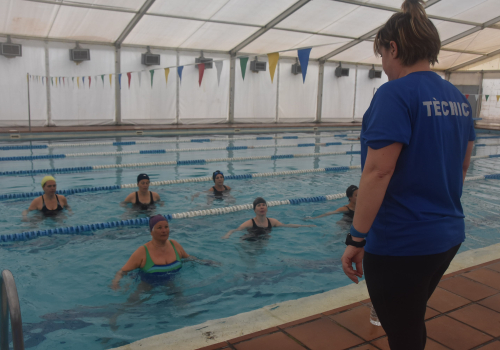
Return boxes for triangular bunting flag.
[55,77,58,87]
[89,76,91,88]
[240,57,249,80]
[82,77,85,88]
[150,70,154,88]
[164,68,170,86]
[177,66,184,84]
[101,74,105,87]
[485,95,489,101]
[497,95,500,102]
[77,77,80,88]
[118,73,122,89]
[474,94,478,101]
[51,77,54,86]
[109,74,112,87]
[297,48,312,83]
[267,52,279,83]
[215,61,223,86]
[63,77,65,86]
[59,77,61,86]
[198,63,205,87]
[138,71,142,86]
[127,72,132,89]
[465,94,469,99]
[42,77,45,85]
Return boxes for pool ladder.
[1,270,24,350]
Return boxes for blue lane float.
[0,145,48,150]
[113,141,136,146]
[0,185,121,200]
[0,166,93,176]
[0,154,66,161]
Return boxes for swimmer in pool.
[23,176,69,217]
[191,170,232,202]
[123,174,161,210]
[306,185,358,221]
[222,197,316,240]
[111,215,218,290]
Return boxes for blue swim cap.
[213,170,224,182]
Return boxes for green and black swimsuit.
[139,241,182,282]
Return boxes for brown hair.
[374,0,440,66]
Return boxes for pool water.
[1,131,500,350]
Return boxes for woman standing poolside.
[123,174,160,210]
[341,1,475,349]
[223,197,315,240]
[23,176,69,217]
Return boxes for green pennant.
[51,77,53,86]
[150,70,154,87]
[486,95,489,101]
[240,57,249,80]
[72,77,74,83]
[101,74,105,86]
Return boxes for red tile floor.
[197,259,500,350]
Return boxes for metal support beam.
[442,15,500,46]
[319,26,382,62]
[476,71,484,120]
[352,65,358,121]
[115,0,155,47]
[176,51,180,124]
[230,0,311,55]
[114,46,121,125]
[44,42,54,126]
[228,55,236,123]
[316,61,325,123]
[275,61,280,123]
[448,48,500,72]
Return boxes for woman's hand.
[341,246,365,284]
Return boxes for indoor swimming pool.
[1,130,500,350]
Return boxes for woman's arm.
[308,207,347,219]
[111,248,144,290]
[271,218,315,228]
[341,143,402,284]
[171,240,220,266]
[153,192,161,202]
[462,141,474,183]
[122,193,135,206]
[222,221,252,239]
[23,198,40,216]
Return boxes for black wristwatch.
[345,234,366,248]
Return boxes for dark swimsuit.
[41,194,63,217]
[343,206,355,219]
[212,185,228,199]
[135,191,154,210]
[242,218,272,240]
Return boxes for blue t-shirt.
[360,71,476,256]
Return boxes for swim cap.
[149,214,167,232]
[346,185,359,198]
[137,173,150,183]
[212,170,224,182]
[41,176,56,188]
[253,197,267,210]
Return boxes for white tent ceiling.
[1,0,500,71]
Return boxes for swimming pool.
[1,130,500,350]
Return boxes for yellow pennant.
[497,95,500,102]
[77,77,80,88]
[109,74,112,87]
[164,68,170,86]
[267,52,279,83]
[55,77,58,87]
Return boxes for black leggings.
[364,244,461,350]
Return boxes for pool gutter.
[111,242,500,350]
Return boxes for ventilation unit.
[195,51,213,69]
[1,36,22,58]
[250,56,266,72]
[291,58,302,75]
[141,46,160,66]
[369,65,382,79]
[70,42,90,62]
[335,63,349,77]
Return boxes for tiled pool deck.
[197,258,500,350]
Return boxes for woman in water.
[123,174,161,210]
[222,197,315,240]
[23,176,69,217]
[111,215,216,289]
[341,0,475,348]
[307,185,358,221]
[209,170,231,199]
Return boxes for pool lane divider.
[0,142,360,161]
[0,133,358,150]
[0,151,361,176]
[4,170,500,243]
[0,165,361,200]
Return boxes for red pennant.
[127,72,132,89]
[198,63,205,87]
[89,76,91,88]
[465,94,469,99]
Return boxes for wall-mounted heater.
[195,51,213,69]
[142,46,160,66]
[335,62,349,77]
[1,36,22,58]
[369,65,382,79]
[291,58,302,75]
[70,42,90,62]
[250,56,266,72]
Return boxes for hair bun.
[401,0,427,20]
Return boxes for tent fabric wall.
[234,56,277,123]
[321,63,356,122]
[353,65,389,121]
[120,48,176,125]
[49,42,115,126]
[278,58,318,122]
[0,38,47,127]
[449,72,483,86]
[479,73,500,120]
[178,51,229,124]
